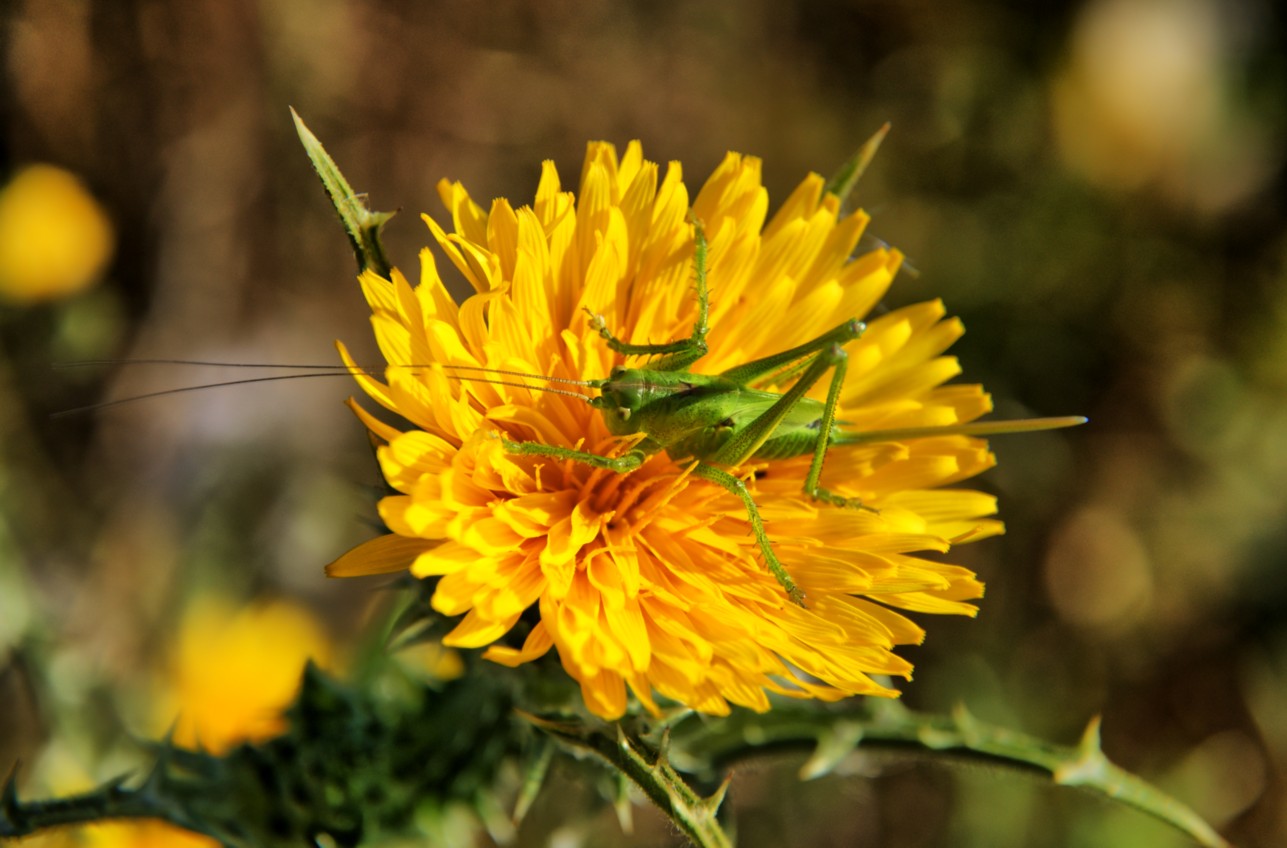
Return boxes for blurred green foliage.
[2,0,1284,845]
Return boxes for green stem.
[1,770,178,838]
[668,701,1228,848]
[521,714,733,848]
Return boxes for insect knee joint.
[583,308,609,333]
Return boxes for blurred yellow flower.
[0,164,114,305]
[329,141,1000,719]
[155,596,334,753]
[395,639,465,682]
[76,821,218,848]
[1050,0,1270,211]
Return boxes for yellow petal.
[326,534,436,577]
[443,609,521,648]
[484,621,554,667]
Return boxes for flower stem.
[667,700,1228,848]
[520,713,733,848]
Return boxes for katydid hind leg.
[694,463,806,606]
[711,333,874,512]
[719,318,863,388]
[709,342,849,469]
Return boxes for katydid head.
[588,366,718,439]
[589,366,646,434]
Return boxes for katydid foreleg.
[499,438,648,474]
[584,221,711,372]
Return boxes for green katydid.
[483,220,1084,607]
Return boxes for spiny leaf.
[824,122,891,208]
[6,664,527,847]
[1053,716,1112,786]
[0,770,160,839]
[292,108,396,277]
[697,773,731,820]
[511,737,554,827]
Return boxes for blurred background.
[1,0,1285,845]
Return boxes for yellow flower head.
[156,597,334,753]
[0,165,114,305]
[329,142,1001,719]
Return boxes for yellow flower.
[76,821,218,848]
[154,596,334,753]
[14,821,213,848]
[328,142,1001,719]
[0,165,114,305]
